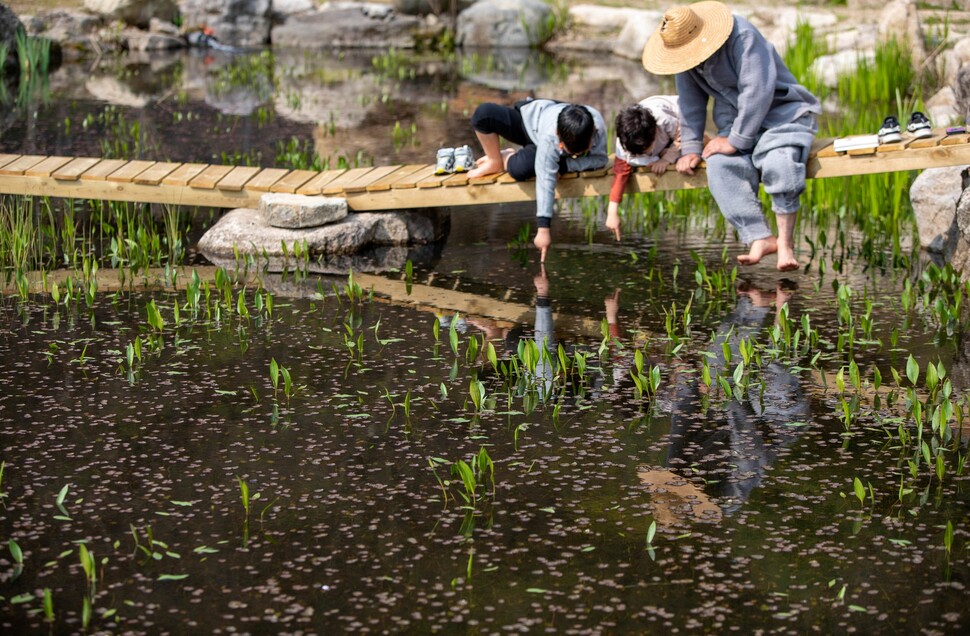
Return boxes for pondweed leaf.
[157,574,189,581]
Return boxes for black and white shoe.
[907,111,933,139]
[877,115,902,144]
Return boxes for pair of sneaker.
[878,112,933,144]
[435,145,474,175]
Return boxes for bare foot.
[775,242,799,272]
[737,236,778,266]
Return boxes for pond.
[1,44,969,633]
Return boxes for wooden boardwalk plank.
[52,157,101,181]
[246,168,290,192]
[271,169,318,193]
[163,163,207,186]
[468,171,502,186]
[367,164,425,192]
[391,165,436,189]
[134,162,181,185]
[910,132,946,149]
[941,133,970,146]
[80,159,129,181]
[190,164,234,189]
[25,156,73,177]
[217,166,261,191]
[296,169,346,195]
[443,171,471,187]
[877,136,915,153]
[416,170,454,189]
[847,146,878,156]
[322,167,376,195]
[0,155,47,175]
[108,160,156,183]
[0,154,20,170]
[343,165,402,193]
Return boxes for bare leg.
[467,131,504,178]
[774,212,799,272]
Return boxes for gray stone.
[456,0,552,49]
[911,166,965,255]
[25,10,104,57]
[810,49,875,88]
[612,12,660,61]
[84,0,178,28]
[261,193,349,228]
[392,0,474,17]
[124,27,185,50]
[271,6,422,49]
[198,207,438,262]
[179,0,272,47]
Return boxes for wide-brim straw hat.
[642,1,734,75]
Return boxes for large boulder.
[911,167,966,255]
[179,0,272,47]
[198,206,439,259]
[24,10,105,58]
[1,2,24,74]
[84,0,178,28]
[456,0,552,49]
[392,0,474,16]
[271,5,423,49]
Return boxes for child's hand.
[534,227,552,263]
[605,201,622,241]
[650,159,670,175]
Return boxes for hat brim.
[642,2,734,75]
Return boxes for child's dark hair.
[557,105,595,156]
[615,105,658,156]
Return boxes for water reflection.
[650,280,809,519]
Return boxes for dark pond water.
[1,47,969,633]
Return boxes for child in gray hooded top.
[466,98,609,263]
[643,1,821,271]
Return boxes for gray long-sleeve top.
[518,99,609,225]
[674,15,821,156]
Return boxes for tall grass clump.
[15,29,51,80]
[0,197,40,287]
[799,33,922,259]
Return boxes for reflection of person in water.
[645,279,809,519]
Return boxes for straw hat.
[642,2,734,75]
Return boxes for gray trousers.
[705,114,818,244]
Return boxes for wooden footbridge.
[2,130,969,209]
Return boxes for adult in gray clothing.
[642,1,821,271]
[466,99,609,263]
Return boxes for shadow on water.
[0,46,969,633]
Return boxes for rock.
[179,0,272,47]
[261,193,349,228]
[25,10,104,58]
[198,207,439,261]
[84,0,178,28]
[1,3,23,74]
[878,0,925,65]
[124,27,185,51]
[926,86,961,128]
[952,173,970,277]
[392,0,474,17]
[569,4,644,29]
[149,17,180,36]
[272,0,317,19]
[613,11,661,62]
[810,49,875,88]
[271,6,422,49]
[911,166,965,255]
[456,0,552,49]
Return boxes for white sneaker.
[453,145,474,173]
[435,148,455,175]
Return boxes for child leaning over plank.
[606,95,682,241]
[466,98,609,263]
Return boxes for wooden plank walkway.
[2,130,970,210]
